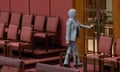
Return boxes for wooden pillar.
[73,0,85,61]
[113,0,120,42]
[72,0,120,61]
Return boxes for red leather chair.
[101,38,120,72]
[0,24,19,56]
[7,25,33,58]
[33,15,46,48]
[84,35,113,72]
[34,16,59,51]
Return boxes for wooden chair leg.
[31,45,34,53]
[100,58,104,72]
[45,36,48,52]
[83,56,87,72]
[93,59,96,72]
[7,46,13,57]
[3,44,7,56]
[59,52,65,66]
[6,44,13,57]
[20,61,25,72]
[117,60,120,72]
[18,46,22,59]
[111,61,115,72]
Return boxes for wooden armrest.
[99,55,110,58]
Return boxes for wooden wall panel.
[0,0,10,12]
[11,0,30,14]
[51,0,73,46]
[30,0,50,16]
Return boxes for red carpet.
[25,63,110,72]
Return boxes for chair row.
[84,35,120,72]
[0,24,33,58]
[0,12,32,27]
[0,12,59,58]
[0,12,59,32]
[0,56,77,72]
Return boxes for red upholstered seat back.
[22,15,33,26]
[10,13,21,26]
[7,24,18,40]
[0,12,10,24]
[98,36,113,55]
[46,17,59,33]
[34,15,45,31]
[20,26,32,42]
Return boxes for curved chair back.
[34,15,46,32]
[10,13,21,27]
[0,56,24,72]
[46,16,59,33]
[98,35,113,56]
[22,14,33,26]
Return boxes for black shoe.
[63,64,70,67]
[74,64,83,67]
